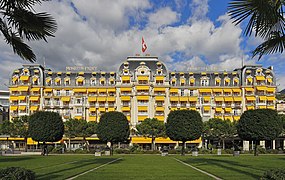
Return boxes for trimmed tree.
[28,111,64,155]
[136,118,165,151]
[97,112,130,155]
[237,109,282,156]
[166,110,203,156]
[203,118,237,149]
[11,116,29,152]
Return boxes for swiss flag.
[142,37,147,53]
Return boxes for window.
[180,89,184,96]
[76,108,82,114]
[201,79,209,86]
[66,90,70,96]
[189,90,194,96]
[90,79,96,86]
[56,90,60,96]
[76,98,82,104]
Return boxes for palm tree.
[228,0,285,59]
[0,0,57,62]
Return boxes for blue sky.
[0,0,284,90]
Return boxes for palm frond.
[228,0,285,39]
[252,31,285,59]
[0,18,36,62]
[6,8,57,41]
[0,0,42,11]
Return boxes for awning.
[213,89,222,92]
[225,108,232,112]
[10,106,18,111]
[98,107,105,112]
[30,106,38,111]
[267,88,275,92]
[44,88,52,92]
[121,87,132,92]
[267,78,272,83]
[189,97,197,101]
[232,89,241,93]
[121,96,131,101]
[155,76,164,81]
[156,107,164,111]
[154,87,165,92]
[98,89,107,93]
[108,107,115,111]
[19,106,26,110]
[233,116,240,120]
[108,88,116,93]
[256,76,265,81]
[246,96,256,101]
[46,78,51,83]
[215,107,222,112]
[170,97,179,101]
[138,106,148,111]
[10,87,18,92]
[190,79,195,83]
[259,105,266,109]
[179,97,188,101]
[247,77,253,82]
[31,87,40,92]
[78,72,84,75]
[233,97,242,101]
[137,76,149,81]
[18,96,26,100]
[224,89,232,93]
[122,107,131,111]
[245,87,254,91]
[215,79,221,83]
[138,116,148,121]
[224,97,233,101]
[107,97,115,101]
[57,72,62,75]
[61,97,71,102]
[199,89,211,93]
[12,77,18,82]
[88,97,97,101]
[88,89,97,93]
[203,106,211,111]
[122,76,130,81]
[89,107,96,112]
[30,96,39,101]
[267,96,276,101]
[18,86,29,91]
[55,78,61,83]
[64,78,70,82]
[203,96,211,101]
[256,86,267,91]
[137,86,149,90]
[259,96,267,101]
[20,75,29,81]
[132,137,152,144]
[155,96,164,101]
[97,97,106,101]
[32,77,38,82]
[137,96,149,101]
[9,96,18,101]
[234,79,239,82]
[169,89,178,93]
[76,78,84,83]
[225,79,230,83]
[190,107,196,110]
[180,79,185,84]
[73,88,86,93]
[214,97,224,101]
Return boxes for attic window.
[141,71,145,74]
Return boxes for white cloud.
[148,7,180,28]
[0,0,283,91]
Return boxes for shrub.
[261,169,285,180]
[257,146,266,154]
[0,167,35,180]
[114,148,130,154]
[74,148,88,154]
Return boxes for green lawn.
[0,154,284,179]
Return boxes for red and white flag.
[142,37,147,53]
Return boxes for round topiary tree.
[166,110,203,156]
[97,111,130,155]
[237,109,282,156]
[28,111,64,155]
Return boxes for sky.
[0,0,284,90]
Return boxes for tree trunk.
[181,141,186,156]
[24,137,27,152]
[69,138,71,151]
[110,142,113,156]
[83,137,89,152]
[222,139,225,150]
[151,136,155,151]
[254,140,258,156]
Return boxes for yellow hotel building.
[8,55,276,145]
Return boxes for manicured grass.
[0,154,284,179]
[177,155,285,180]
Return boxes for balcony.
[122,103,130,106]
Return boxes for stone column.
[260,140,265,148]
[243,141,249,151]
[272,140,276,150]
